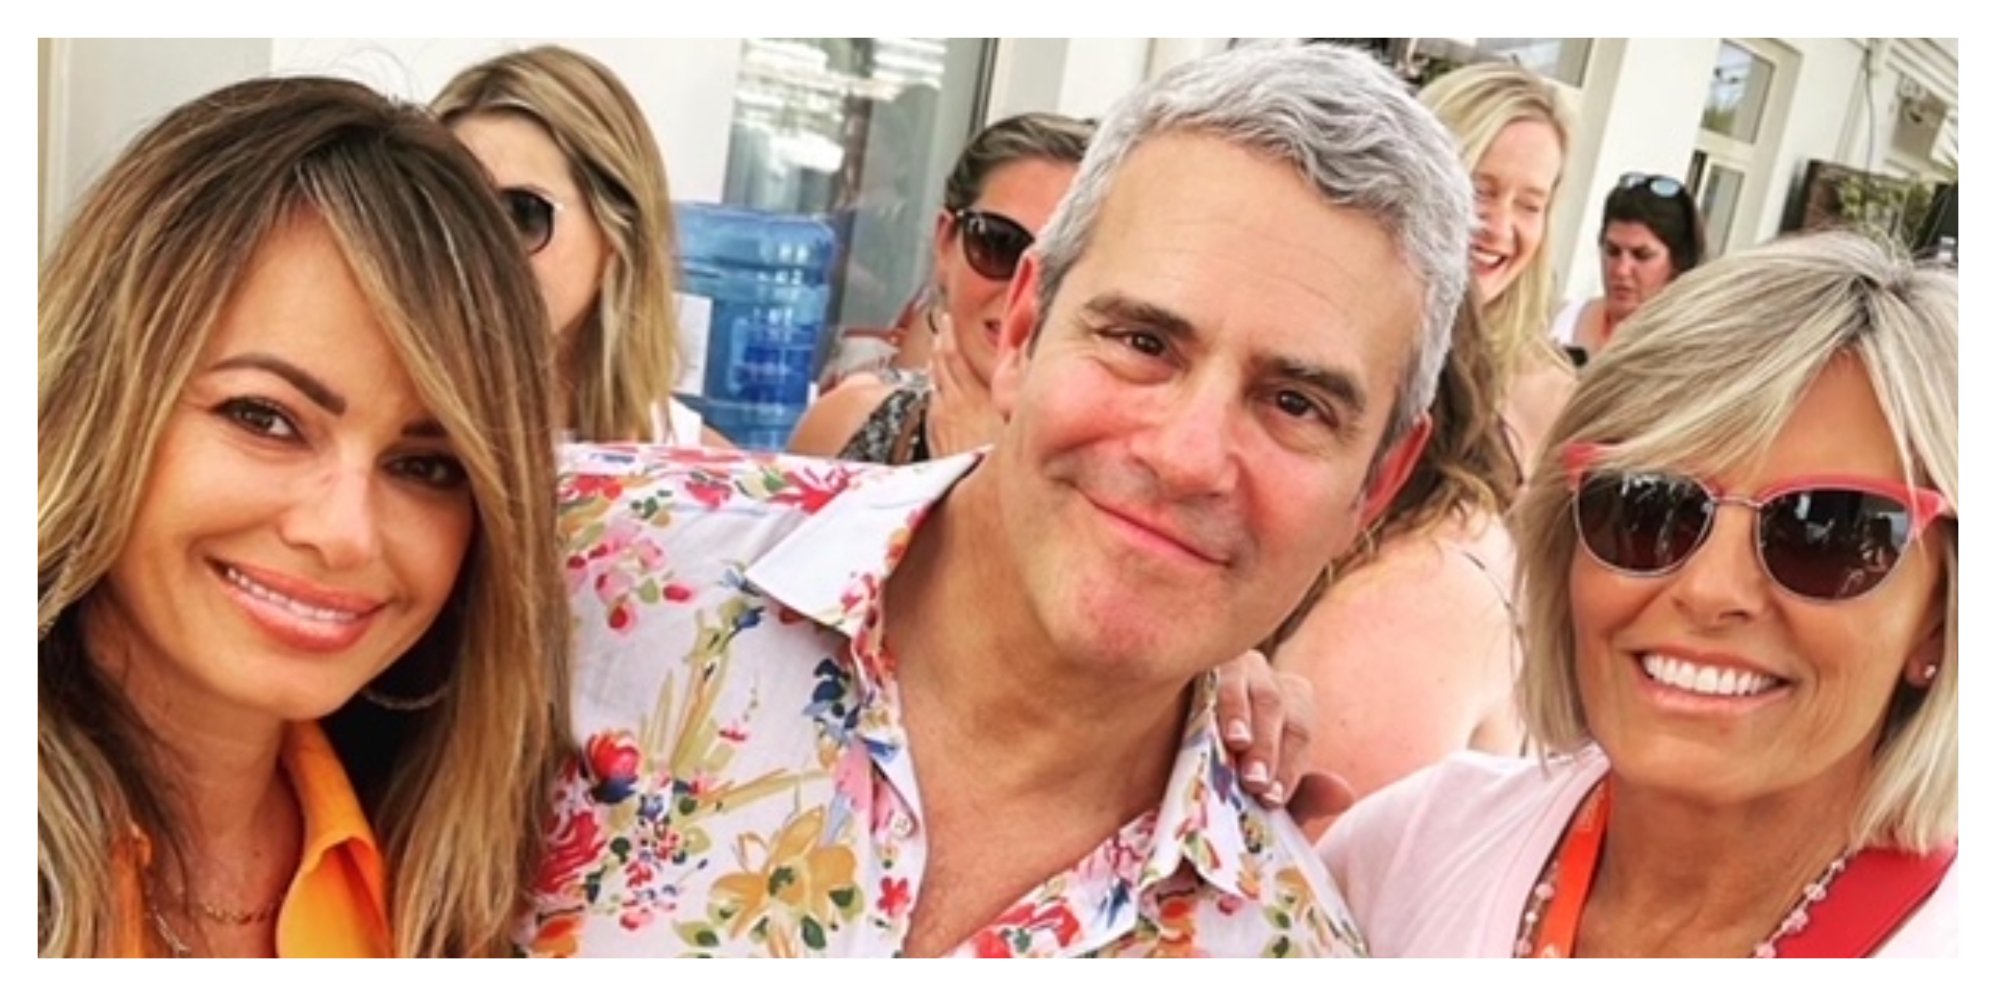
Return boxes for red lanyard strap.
[1529,781,1608,959]
[1778,843,1956,958]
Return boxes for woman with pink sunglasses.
[1323,230,1957,957]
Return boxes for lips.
[213,559,384,653]
[1086,498,1231,567]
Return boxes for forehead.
[1603,220,1668,250]
[972,157,1078,234]
[1060,132,1423,409]
[1475,119,1563,191]
[450,110,572,190]
[1757,354,1906,481]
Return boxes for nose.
[1608,252,1637,283]
[1475,200,1504,243]
[279,461,383,572]
[1665,505,1770,627]
[1127,372,1241,500]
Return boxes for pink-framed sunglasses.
[1563,443,1953,602]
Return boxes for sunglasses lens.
[1760,489,1912,600]
[960,212,1032,281]
[1576,472,1712,574]
[1649,178,1684,199]
[501,189,555,254]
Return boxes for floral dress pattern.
[521,444,1367,958]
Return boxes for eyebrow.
[1081,292,1370,424]
[1080,292,1195,342]
[1269,357,1368,428]
[209,352,447,438]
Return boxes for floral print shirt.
[520,444,1367,958]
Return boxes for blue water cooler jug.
[674,202,837,450]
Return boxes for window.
[719,38,992,332]
[1701,42,1774,143]
[1475,39,1592,87]
[1691,40,1780,254]
[1301,38,1591,88]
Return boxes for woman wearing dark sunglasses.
[1323,230,1957,957]
[1549,172,1707,364]
[790,112,1092,464]
[434,46,727,447]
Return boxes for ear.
[929,208,956,284]
[1903,613,1948,688]
[1357,415,1431,526]
[988,251,1044,422]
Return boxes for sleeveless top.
[836,370,933,465]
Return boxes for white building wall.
[271,39,746,206]
[41,38,274,250]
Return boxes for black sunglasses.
[1564,445,1952,602]
[1617,172,1687,201]
[953,209,1035,282]
[499,187,563,255]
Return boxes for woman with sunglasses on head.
[39,76,568,956]
[1323,230,1957,957]
[434,45,729,446]
[789,112,1092,463]
[1549,172,1707,364]
[1421,62,1580,476]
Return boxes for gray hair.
[1033,42,1473,449]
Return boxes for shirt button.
[892,814,915,838]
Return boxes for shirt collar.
[1138,670,1266,902]
[279,721,387,919]
[744,450,982,638]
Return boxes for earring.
[1921,663,1940,683]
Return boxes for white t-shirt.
[1320,747,1957,957]
[559,398,706,447]
[1547,297,1589,349]
[655,397,705,445]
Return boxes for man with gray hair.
[521,41,1471,957]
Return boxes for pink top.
[1319,747,1956,957]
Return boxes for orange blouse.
[114,722,391,957]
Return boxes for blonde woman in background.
[435,45,727,446]
[38,76,569,957]
[1272,298,1525,828]
[1420,62,1579,471]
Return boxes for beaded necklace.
[1513,781,1857,958]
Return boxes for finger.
[1241,657,1286,802]
[1268,673,1319,806]
[1213,652,1257,756]
[1286,771,1357,828]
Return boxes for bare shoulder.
[787,375,894,457]
[1286,515,1514,656]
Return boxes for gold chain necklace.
[145,884,285,957]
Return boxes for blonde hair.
[1513,230,1957,852]
[434,45,681,443]
[39,76,570,955]
[1420,62,1574,389]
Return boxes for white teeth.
[223,566,361,624]
[1640,654,1779,698]
[1472,250,1505,268]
